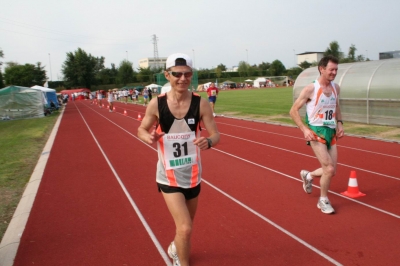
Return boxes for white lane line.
[220,132,400,181]
[211,147,400,219]
[75,104,172,266]
[216,121,400,159]
[203,180,343,266]
[80,105,346,265]
[84,102,400,218]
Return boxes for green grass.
[197,87,400,140]
[0,113,59,241]
[198,87,293,117]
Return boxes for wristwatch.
[206,138,212,149]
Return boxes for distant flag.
[43,81,49,88]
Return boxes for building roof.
[296,52,324,55]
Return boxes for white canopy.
[145,84,161,89]
[253,77,271,88]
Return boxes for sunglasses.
[168,71,193,78]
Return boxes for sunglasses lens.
[172,72,183,78]
[170,72,192,78]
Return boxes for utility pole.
[152,34,160,69]
[48,53,52,81]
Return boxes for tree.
[216,63,226,71]
[299,61,312,69]
[118,60,135,85]
[137,66,155,84]
[348,44,356,61]
[324,41,342,59]
[269,60,286,76]
[215,67,222,79]
[237,61,249,77]
[0,48,4,88]
[258,62,271,71]
[0,48,4,69]
[285,67,303,78]
[4,62,47,87]
[62,48,104,89]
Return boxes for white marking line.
[80,105,345,265]
[203,179,343,266]
[212,147,400,219]
[85,102,400,218]
[217,121,400,159]
[75,104,172,266]
[220,132,400,181]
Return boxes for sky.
[1,0,399,81]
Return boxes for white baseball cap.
[166,53,193,69]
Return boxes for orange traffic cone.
[124,109,127,116]
[138,114,142,121]
[341,171,366,198]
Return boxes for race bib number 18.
[163,132,197,170]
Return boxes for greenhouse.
[293,58,400,126]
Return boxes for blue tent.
[31,85,59,108]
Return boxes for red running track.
[13,100,400,265]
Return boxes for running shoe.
[168,241,181,266]
[300,170,313,194]
[317,199,335,214]
[213,113,216,117]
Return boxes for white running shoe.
[213,113,216,117]
[317,199,335,214]
[168,242,180,266]
[300,170,313,194]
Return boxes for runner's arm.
[289,84,316,141]
[137,98,164,144]
[335,84,344,138]
[194,98,220,150]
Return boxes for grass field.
[0,113,60,241]
[198,88,400,140]
[1,89,399,242]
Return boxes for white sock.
[306,173,313,181]
[320,197,328,202]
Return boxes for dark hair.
[318,55,339,74]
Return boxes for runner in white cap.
[138,53,220,266]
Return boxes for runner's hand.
[303,128,316,141]
[147,129,165,144]
[193,137,209,150]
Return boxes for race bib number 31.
[163,132,197,170]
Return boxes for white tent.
[161,82,171,94]
[31,85,59,108]
[145,84,161,89]
[253,77,270,88]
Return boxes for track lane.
[77,100,400,265]
[14,100,400,265]
[13,104,168,266]
[75,101,344,265]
